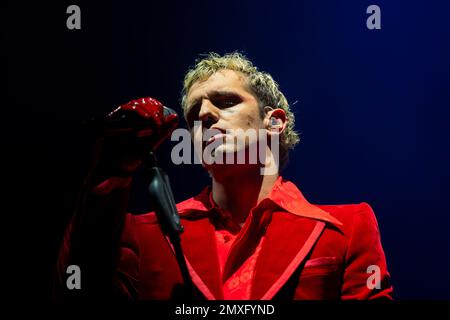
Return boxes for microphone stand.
[142,152,197,300]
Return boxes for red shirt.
[208,190,271,299]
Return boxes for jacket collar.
[177,176,342,228]
[267,176,343,228]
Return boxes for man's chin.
[202,146,245,165]
[203,149,263,172]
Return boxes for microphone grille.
[162,106,177,117]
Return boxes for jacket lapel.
[162,189,223,300]
[250,212,325,299]
[178,216,223,300]
[250,178,342,300]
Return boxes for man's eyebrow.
[187,90,241,109]
[209,90,240,97]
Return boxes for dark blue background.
[3,0,450,299]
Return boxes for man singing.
[55,52,393,300]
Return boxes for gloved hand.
[91,97,179,181]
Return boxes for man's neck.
[211,165,279,225]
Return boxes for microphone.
[101,105,177,132]
[85,99,179,151]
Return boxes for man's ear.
[263,106,287,135]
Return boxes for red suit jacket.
[99,177,393,300]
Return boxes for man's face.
[185,69,266,165]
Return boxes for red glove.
[92,97,179,180]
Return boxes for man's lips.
[206,132,228,146]
[204,128,228,146]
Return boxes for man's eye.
[216,98,240,108]
[223,100,236,106]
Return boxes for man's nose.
[198,100,219,129]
